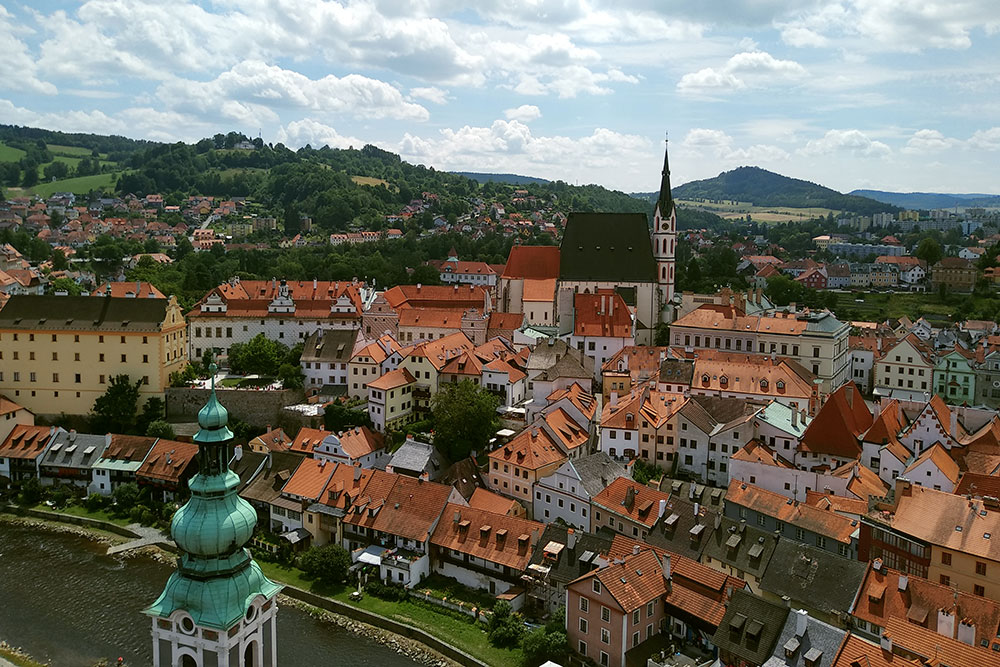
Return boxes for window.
[632,631,640,648]
[121,354,127,363]
[838,543,849,557]
[976,561,987,576]
[600,651,609,667]
[795,528,805,541]
[593,579,602,594]
[940,574,950,586]
[974,584,985,597]
[757,515,766,527]
[816,536,827,549]
[942,552,952,565]
[646,601,654,618]
[601,606,611,623]
[578,641,587,657]
[600,628,610,645]
[580,597,589,613]
[579,618,588,633]
[633,609,640,625]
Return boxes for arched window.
[181,656,197,667]
[760,379,769,390]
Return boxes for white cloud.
[677,51,805,95]
[504,104,542,121]
[968,127,1000,151]
[399,120,652,187]
[800,129,891,158]
[275,119,365,149]
[156,61,430,125]
[0,6,55,94]
[409,87,450,104]
[679,128,790,163]
[902,129,960,154]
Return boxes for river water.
[0,522,424,667]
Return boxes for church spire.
[656,137,674,219]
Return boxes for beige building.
[0,295,187,416]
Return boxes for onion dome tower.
[145,366,281,667]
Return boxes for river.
[0,522,425,667]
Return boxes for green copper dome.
[171,479,257,557]
[196,364,234,442]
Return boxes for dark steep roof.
[656,141,675,219]
[559,213,656,283]
[526,524,613,586]
[0,294,172,332]
[759,539,866,618]
[712,589,789,667]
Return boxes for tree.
[764,274,806,307]
[915,238,943,267]
[137,397,166,435]
[43,161,70,181]
[277,363,304,389]
[49,276,81,295]
[299,543,351,586]
[51,248,69,271]
[520,628,568,667]
[486,600,525,648]
[146,420,176,439]
[112,482,141,513]
[228,334,288,376]
[324,402,373,432]
[431,380,501,461]
[92,375,142,433]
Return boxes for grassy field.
[47,144,96,157]
[256,561,522,667]
[18,171,122,197]
[678,198,838,223]
[351,175,397,192]
[50,503,134,527]
[0,141,26,162]
[831,290,966,326]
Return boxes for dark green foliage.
[227,333,290,376]
[364,579,410,601]
[673,166,899,214]
[915,238,943,266]
[521,628,568,667]
[299,544,351,586]
[486,600,525,648]
[323,402,373,431]
[17,477,43,505]
[85,493,108,512]
[112,482,141,513]
[431,379,501,461]
[136,397,166,436]
[146,420,176,439]
[91,375,142,434]
[632,459,665,485]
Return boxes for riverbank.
[0,642,47,667]
[0,509,483,667]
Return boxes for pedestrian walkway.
[106,523,173,555]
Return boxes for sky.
[2,1,999,195]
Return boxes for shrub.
[521,628,568,667]
[486,600,525,648]
[140,509,157,526]
[365,580,409,601]
[299,543,351,586]
[84,493,107,512]
[129,506,145,524]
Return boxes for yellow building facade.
[0,294,187,416]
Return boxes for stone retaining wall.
[166,387,305,428]
[1,505,140,538]
[281,587,489,667]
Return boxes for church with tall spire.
[651,139,677,321]
[145,365,281,667]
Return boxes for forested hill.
[451,172,549,185]
[0,124,156,161]
[850,189,1000,210]
[673,166,899,214]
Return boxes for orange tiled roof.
[546,382,597,420]
[601,388,686,430]
[488,425,566,471]
[319,465,375,512]
[441,350,484,376]
[592,477,672,529]
[249,427,291,452]
[372,475,453,542]
[431,503,544,570]
[91,281,165,299]
[0,396,28,416]
[343,469,398,529]
[886,485,1000,562]
[522,278,557,302]
[136,439,198,484]
[573,290,632,338]
[290,427,331,454]
[0,425,58,462]
[404,332,476,371]
[882,617,992,667]
[468,488,519,515]
[726,480,857,543]
[903,442,960,484]
[383,284,488,310]
[282,457,336,500]
[368,367,416,391]
[398,307,471,330]
[543,408,589,452]
[502,246,560,280]
[730,440,795,468]
[852,562,1000,649]
[336,426,384,460]
[800,383,872,458]
[805,491,868,516]
[690,354,815,400]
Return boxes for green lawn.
[47,144,97,157]
[831,290,996,326]
[48,503,134,527]
[0,141,26,162]
[0,645,47,667]
[28,171,122,197]
[257,561,522,667]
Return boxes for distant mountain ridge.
[662,166,898,214]
[849,189,1000,210]
[450,171,549,185]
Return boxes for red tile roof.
[800,383,872,458]
[488,425,567,471]
[573,290,632,338]
[468,488,520,515]
[136,439,198,484]
[368,367,416,391]
[0,425,58,462]
[290,427,331,454]
[383,284,488,311]
[592,477,672,529]
[431,503,544,570]
[343,469,398,530]
[886,484,1000,562]
[0,396,28,417]
[282,457,336,500]
[336,426,384,460]
[372,476,453,542]
[502,246,560,280]
[91,281,165,299]
[726,480,858,544]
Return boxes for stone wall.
[166,387,305,429]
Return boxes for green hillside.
[674,166,898,215]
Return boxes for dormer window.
[720,375,728,387]
[760,379,769,390]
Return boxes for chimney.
[950,409,958,437]
[795,609,808,638]
[846,384,854,409]
[632,544,641,556]
[354,465,362,481]
[880,632,892,653]
[531,528,540,547]
[658,499,667,519]
[898,575,908,591]
[714,513,722,530]
[234,444,243,461]
[792,410,799,429]
[566,529,577,550]
[661,554,671,582]
[313,277,318,290]
[693,501,700,517]
[453,510,462,523]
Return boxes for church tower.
[651,139,677,322]
[146,366,281,667]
